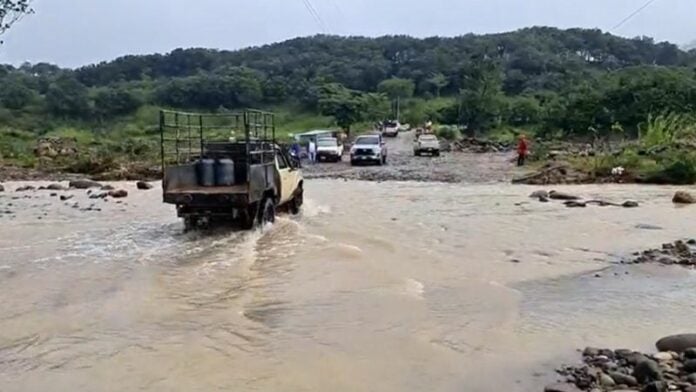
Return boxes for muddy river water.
[1,147,696,392]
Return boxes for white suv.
[350,134,387,165]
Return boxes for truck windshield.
[356,136,380,145]
[384,122,398,128]
[317,138,337,147]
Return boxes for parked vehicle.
[316,137,344,162]
[350,134,388,165]
[160,109,303,231]
[294,130,335,157]
[382,120,400,137]
[414,134,441,156]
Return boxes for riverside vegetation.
[1,27,696,182]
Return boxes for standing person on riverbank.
[517,134,529,166]
[308,138,317,163]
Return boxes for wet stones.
[528,190,639,208]
[60,195,74,201]
[15,185,35,192]
[673,191,695,204]
[565,201,587,208]
[0,184,4,192]
[136,181,153,190]
[625,240,696,268]
[69,180,102,189]
[549,338,696,392]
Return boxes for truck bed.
[165,184,248,195]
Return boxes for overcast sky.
[1,0,694,68]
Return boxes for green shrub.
[436,125,460,141]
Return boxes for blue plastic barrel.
[215,158,235,186]
[196,159,216,187]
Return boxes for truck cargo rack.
[159,109,276,172]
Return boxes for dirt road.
[303,130,517,183]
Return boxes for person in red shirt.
[517,134,529,166]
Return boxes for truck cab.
[160,110,303,230]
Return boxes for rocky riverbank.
[547,334,696,392]
[623,239,696,268]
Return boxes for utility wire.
[611,0,660,31]
[300,0,329,33]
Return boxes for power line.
[611,0,660,31]
[300,0,329,33]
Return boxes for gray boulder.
[108,189,128,198]
[136,181,154,190]
[530,190,549,199]
[15,185,35,192]
[69,180,102,189]
[609,372,638,386]
[633,359,662,383]
[622,201,639,208]
[673,191,696,204]
[684,348,696,359]
[549,191,581,200]
[0,184,4,192]
[46,183,66,191]
[656,334,696,352]
[684,359,696,373]
[564,201,587,208]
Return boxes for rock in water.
[673,191,696,204]
[633,359,662,383]
[108,189,128,198]
[46,183,66,190]
[0,184,4,192]
[60,195,73,201]
[544,383,583,392]
[136,181,153,190]
[549,191,581,200]
[530,190,549,199]
[622,201,639,208]
[656,334,696,353]
[564,201,587,208]
[69,180,102,189]
[583,347,601,356]
[101,185,115,191]
[15,185,35,192]
[609,372,638,386]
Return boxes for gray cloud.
[1,0,694,67]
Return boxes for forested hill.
[74,27,695,97]
[2,26,696,144]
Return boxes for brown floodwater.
[1,180,695,392]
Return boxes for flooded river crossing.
[2,134,696,392]
[1,175,695,392]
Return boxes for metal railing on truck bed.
[159,109,276,170]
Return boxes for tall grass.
[638,113,694,148]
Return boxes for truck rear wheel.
[259,198,276,225]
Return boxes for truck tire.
[415,151,420,156]
[259,198,276,225]
[239,203,258,230]
[290,186,303,215]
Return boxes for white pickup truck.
[414,134,441,157]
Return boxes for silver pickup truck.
[413,134,441,157]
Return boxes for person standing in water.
[517,134,529,166]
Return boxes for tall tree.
[0,0,32,40]
[426,73,449,97]
[318,83,366,135]
[377,78,415,100]
[457,58,505,134]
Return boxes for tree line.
[1,26,695,138]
